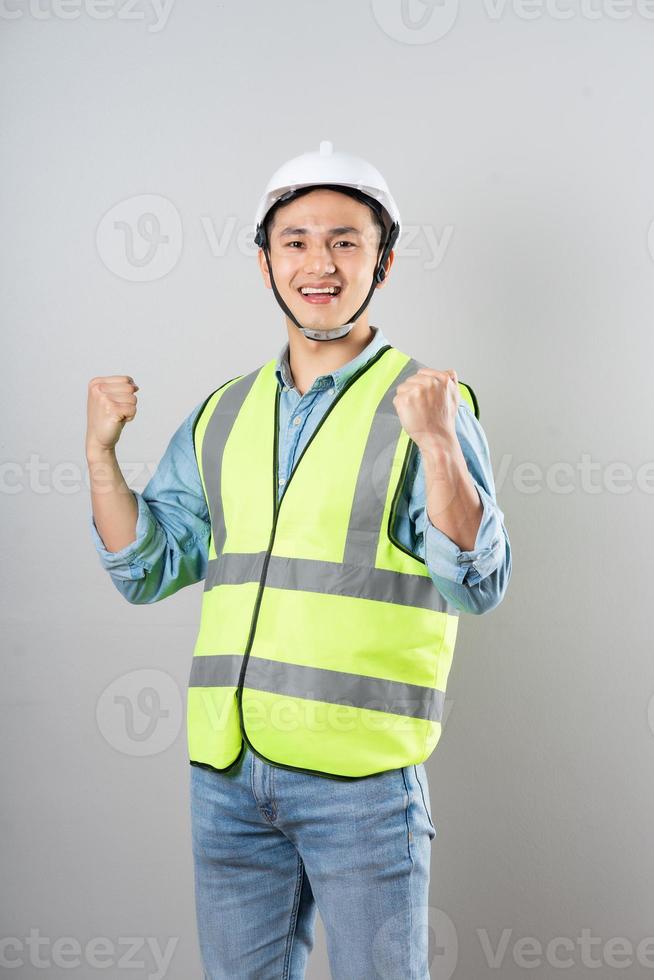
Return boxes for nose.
[302,241,336,276]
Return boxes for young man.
[86,141,511,979]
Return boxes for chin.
[287,306,341,331]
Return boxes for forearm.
[86,445,138,553]
[421,437,483,552]
[88,399,212,604]
[405,403,512,615]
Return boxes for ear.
[258,247,272,289]
[375,249,395,289]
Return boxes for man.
[86,141,511,979]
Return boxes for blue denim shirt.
[89,326,511,614]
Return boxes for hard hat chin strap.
[258,222,398,343]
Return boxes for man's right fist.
[86,375,140,454]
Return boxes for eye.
[284,239,354,249]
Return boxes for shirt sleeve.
[407,401,512,614]
[89,399,211,604]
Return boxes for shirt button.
[293,416,301,426]
[279,477,286,485]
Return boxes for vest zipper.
[234,343,400,781]
[234,381,282,697]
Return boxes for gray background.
[2,1,653,977]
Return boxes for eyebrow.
[278,226,362,238]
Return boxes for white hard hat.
[253,140,401,244]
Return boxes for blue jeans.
[189,741,437,979]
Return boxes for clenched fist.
[86,375,139,455]
[392,367,459,451]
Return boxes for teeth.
[300,286,339,294]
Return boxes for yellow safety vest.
[188,343,479,780]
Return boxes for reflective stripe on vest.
[187,344,479,779]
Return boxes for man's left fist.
[392,367,459,450]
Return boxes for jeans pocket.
[413,764,436,840]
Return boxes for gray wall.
[3,2,653,977]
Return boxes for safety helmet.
[253,140,401,342]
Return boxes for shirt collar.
[274,325,391,394]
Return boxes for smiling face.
[257,187,394,334]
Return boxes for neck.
[285,317,376,396]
